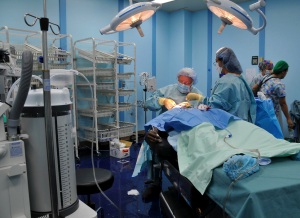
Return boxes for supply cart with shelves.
[74,38,138,155]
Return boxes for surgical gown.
[145,84,202,114]
[202,73,256,123]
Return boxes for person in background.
[252,60,293,132]
[186,47,256,123]
[140,68,202,199]
[145,68,202,114]
[249,60,274,89]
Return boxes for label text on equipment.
[10,142,23,158]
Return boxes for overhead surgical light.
[152,0,174,3]
[100,1,162,37]
[205,0,267,35]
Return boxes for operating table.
[146,131,300,218]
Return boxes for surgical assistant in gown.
[202,73,256,123]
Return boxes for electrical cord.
[222,137,260,218]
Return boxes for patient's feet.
[142,184,161,199]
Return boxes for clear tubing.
[206,111,260,218]
[48,69,125,217]
[74,70,125,218]
[6,75,43,103]
[222,137,260,218]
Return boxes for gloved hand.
[158,98,176,110]
[186,93,204,102]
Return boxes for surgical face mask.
[265,70,271,75]
[177,82,191,94]
[216,63,225,78]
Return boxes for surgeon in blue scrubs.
[187,47,256,123]
[145,67,202,114]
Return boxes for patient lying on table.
[133,104,300,195]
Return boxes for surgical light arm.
[248,0,267,35]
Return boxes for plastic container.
[109,141,130,159]
[257,92,266,100]
[289,128,294,138]
[50,69,73,87]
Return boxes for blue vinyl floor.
[76,144,172,218]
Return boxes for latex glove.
[186,93,204,102]
[158,98,176,110]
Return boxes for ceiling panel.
[133,0,254,13]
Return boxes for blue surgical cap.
[177,68,198,85]
[216,47,243,74]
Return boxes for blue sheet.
[206,157,300,218]
[144,107,241,132]
[255,99,284,139]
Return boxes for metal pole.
[144,86,147,124]
[42,0,59,217]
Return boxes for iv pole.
[24,1,61,217]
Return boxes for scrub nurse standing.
[252,60,293,133]
[250,60,274,89]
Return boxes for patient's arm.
[146,127,162,143]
